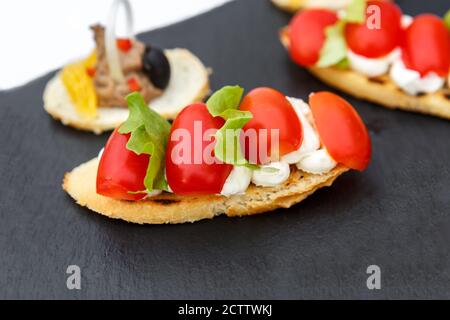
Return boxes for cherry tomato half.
[288,9,338,67]
[165,103,233,196]
[345,1,403,58]
[402,14,450,77]
[309,92,371,171]
[96,128,149,201]
[240,87,303,165]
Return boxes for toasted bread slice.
[63,158,348,224]
[43,48,210,134]
[279,28,450,120]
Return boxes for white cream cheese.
[282,98,320,164]
[296,149,337,174]
[390,59,446,95]
[220,166,252,197]
[401,15,413,29]
[283,97,336,174]
[251,162,290,187]
[347,48,400,78]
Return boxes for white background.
[0,0,232,90]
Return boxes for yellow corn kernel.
[61,51,98,119]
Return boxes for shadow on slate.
[0,0,449,299]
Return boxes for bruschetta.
[63,86,371,224]
[279,0,450,120]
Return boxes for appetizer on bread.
[280,0,450,120]
[63,86,372,224]
[43,0,209,134]
[271,0,391,13]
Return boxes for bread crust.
[308,67,450,120]
[279,28,450,120]
[43,48,210,134]
[63,158,348,224]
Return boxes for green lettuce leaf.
[345,0,367,24]
[207,85,244,116]
[214,110,258,168]
[206,86,257,168]
[445,10,450,30]
[316,21,347,68]
[118,92,171,192]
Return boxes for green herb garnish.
[206,86,257,168]
[119,92,171,192]
[317,21,348,68]
[316,0,367,68]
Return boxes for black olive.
[142,46,171,90]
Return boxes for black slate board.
[0,0,449,299]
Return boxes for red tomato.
[288,9,338,66]
[402,14,450,77]
[116,38,132,52]
[309,92,371,171]
[165,103,233,196]
[127,77,141,92]
[96,129,149,201]
[240,88,303,165]
[345,1,403,58]
[86,67,96,77]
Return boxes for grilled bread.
[63,158,348,224]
